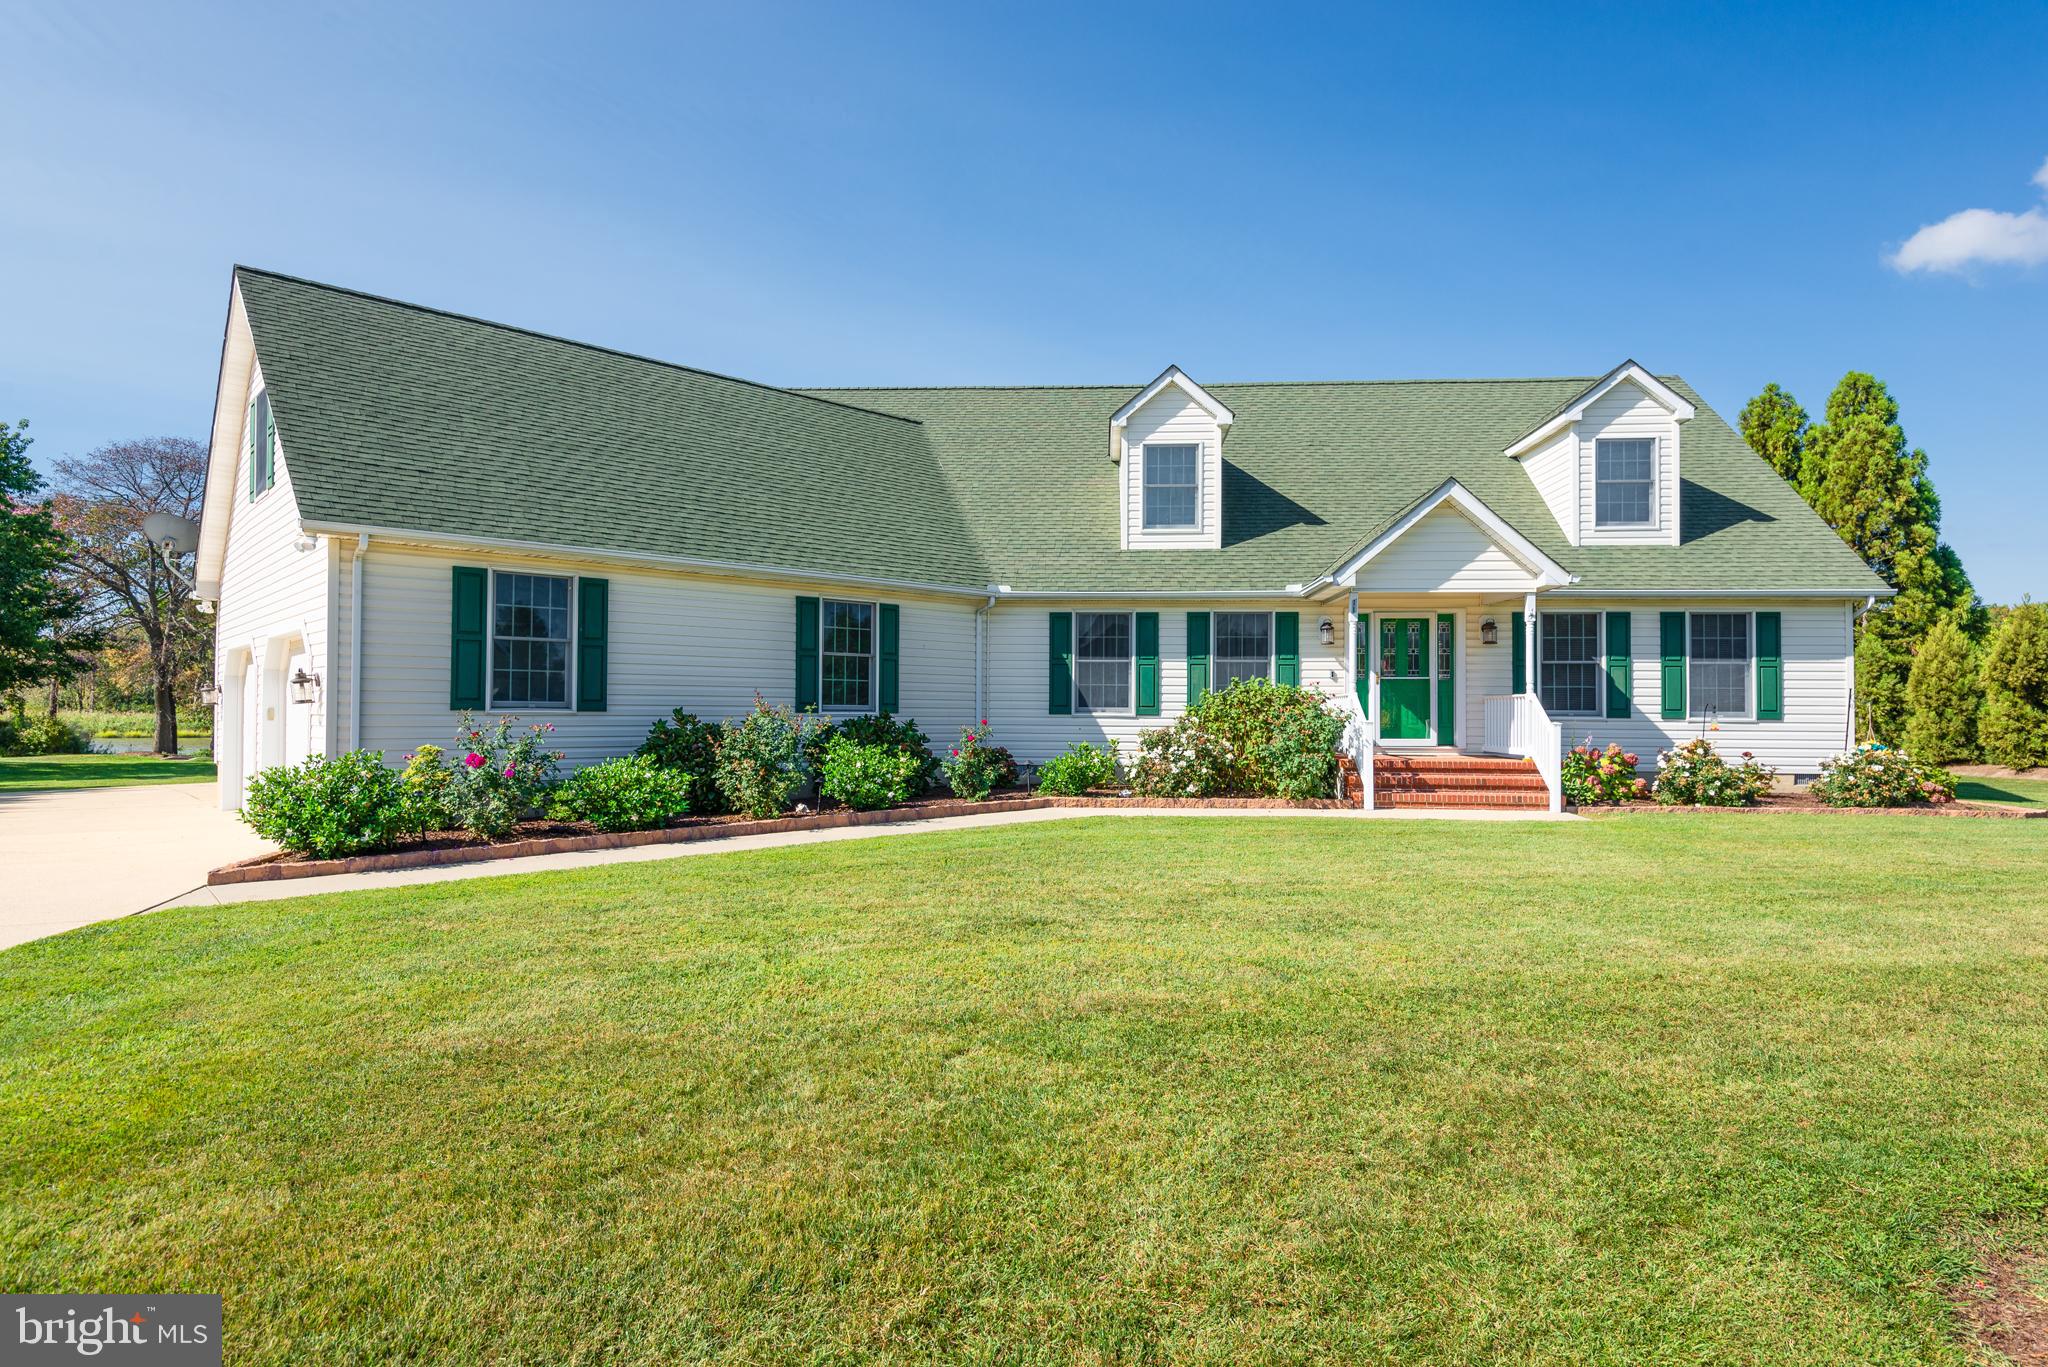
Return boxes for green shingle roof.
[236,267,1883,598]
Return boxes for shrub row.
[1564,736,1956,809]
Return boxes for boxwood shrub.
[242,750,410,857]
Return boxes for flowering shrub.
[636,710,725,814]
[1561,741,1645,806]
[715,696,828,818]
[548,755,693,831]
[242,750,410,856]
[397,743,454,834]
[1130,715,1232,797]
[830,711,938,793]
[1808,743,1956,807]
[1035,740,1120,796]
[819,734,927,810]
[940,721,1018,801]
[443,712,565,838]
[1652,738,1775,807]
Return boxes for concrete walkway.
[0,782,273,950]
[167,803,1579,910]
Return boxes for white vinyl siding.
[1213,611,1272,688]
[1518,427,1579,545]
[1350,504,1542,594]
[1120,389,1223,550]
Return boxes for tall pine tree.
[1903,610,1978,762]
[0,420,91,697]
[1739,374,1973,742]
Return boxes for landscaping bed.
[211,788,1355,884]
[1579,791,2044,818]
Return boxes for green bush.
[1809,743,1956,807]
[819,734,926,810]
[832,711,938,792]
[1035,740,1120,796]
[716,697,828,818]
[1903,613,1979,763]
[1562,742,1645,805]
[940,721,1018,801]
[548,756,694,831]
[636,710,726,814]
[1128,681,1345,799]
[1979,602,2048,770]
[1130,715,1231,797]
[397,744,453,835]
[443,713,566,839]
[1651,738,1775,807]
[1254,705,1348,800]
[1,710,92,756]
[242,751,410,857]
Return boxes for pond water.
[95,735,213,755]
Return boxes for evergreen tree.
[0,420,92,696]
[1978,601,2048,770]
[1902,610,1978,762]
[1737,382,1807,484]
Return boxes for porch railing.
[1482,692,1563,813]
[1338,691,1374,810]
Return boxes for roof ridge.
[232,265,923,427]
[801,375,1625,393]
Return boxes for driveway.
[0,783,272,951]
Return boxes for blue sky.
[6,0,2044,600]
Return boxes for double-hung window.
[821,599,876,710]
[1141,443,1198,530]
[1213,611,1272,688]
[1594,438,1654,527]
[1538,611,1602,716]
[1074,611,1132,713]
[1689,612,1751,718]
[491,571,572,707]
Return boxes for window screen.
[1594,438,1654,526]
[1539,612,1601,715]
[1142,444,1198,529]
[1074,612,1132,712]
[1213,612,1272,688]
[822,600,874,709]
[1690,612,1750,717]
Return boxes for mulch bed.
[210,789,1354,886]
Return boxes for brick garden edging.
[208,793,1355,886]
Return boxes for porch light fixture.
[198,682,223,708]
[1318,617,1336,647]
[1480,617,1499,646]
[289,669,322,705]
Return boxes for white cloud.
[1887,155,2048,274]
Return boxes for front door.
[1376,616,1432,740]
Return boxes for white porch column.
[1522,592,1538,698]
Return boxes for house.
[196,267,1888,812]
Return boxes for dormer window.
[1594,438,1654,527]
[1142,444,1199,529]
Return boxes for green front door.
[1376,616,1432,740]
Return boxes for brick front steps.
[1339,752,1551,810]
[209,793,1356,887]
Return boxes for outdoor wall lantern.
[1318,617,1336,647]
[1480,617,1499,646]
[198,682,223,708]
[289,669,322,705]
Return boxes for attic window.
[1142,444,1198,530]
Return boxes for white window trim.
[1212,609,1275,688]
[819,597,881,716]
[1536,609,1606,719]
[1138,441,1202,533]
[1686,609,1756,723]
[1073,609,1136,716]
[486,567,577,712]
[1591,436,1657,530]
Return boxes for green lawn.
[4,815,2047,1364]
[0,752,217,791]
[1954,774,2048,808]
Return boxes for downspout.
[351,533,368,755]
[974,592,998,725]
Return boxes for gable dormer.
[1111,366,1233,551]
[1505,361,1694,548]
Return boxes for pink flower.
[951,748,960,757]
[463,752,486,769]
[503,763,516,778]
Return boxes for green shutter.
[795,597,820,711]
[1135,611,1160,716]
[878,603,900,713]
[575,578,608,712]
[450,566,487,710]
[247,399,259,499]
[1756,611,1782,721]
[263,403,277,492]
[1435,613,1456,747]
[1048,613,1073,715]
[1605,611,1632,719]
[1185,611,1210,704]
[1511,612,1526,694]
[1660,612,1687,720]
[1274,612,1299,686]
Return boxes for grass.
[4,813,2048,1363]
[0,753,218,791]
[1955,774,2048,808]
[51,708,212,739]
